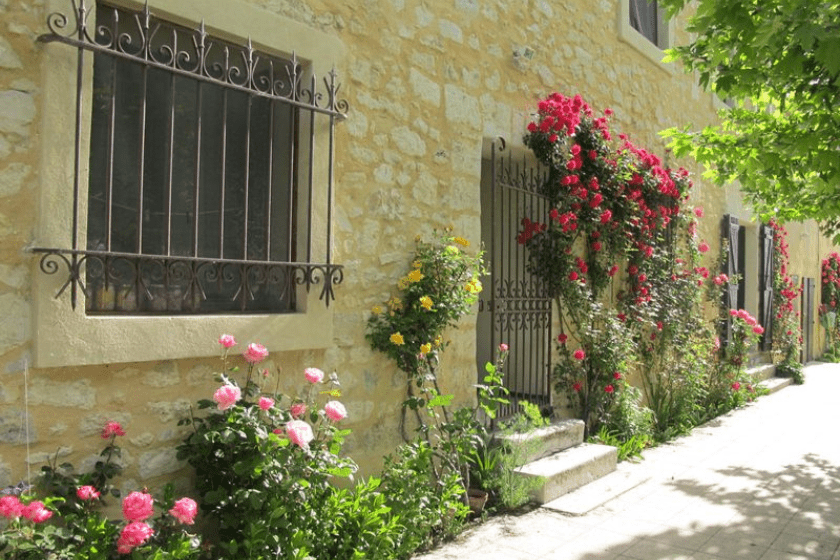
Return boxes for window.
[35,1,345,315]
[629,0,662,47]
[619,0,672,68]
[31,0,348,366]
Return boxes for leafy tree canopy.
[658,0,840,240]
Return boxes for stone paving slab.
[414,363,840,560]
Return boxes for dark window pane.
[630,0,659,46]
[86,3,299,314]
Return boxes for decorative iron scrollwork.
[33,249,343,313]
[39,0,348,120]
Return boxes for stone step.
[514,442,618,504]
[747,363,776,382]
[493,419,584,466]
[758,376,793,394]
[542,463,651,515]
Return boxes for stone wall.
[0,0,834,491]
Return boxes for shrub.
[0,424,201,559]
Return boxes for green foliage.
[553,302,634,437]
[591,425,650,463]
[659,0,840,240]
[378,441,468,558]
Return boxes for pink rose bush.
[0,495,23,519]
[286,420,315,448]
[305,367,325,384]
[76,485,100,501]
[213,383,241,410]
[324,401,347,422]
[218,333,237,348]
[101,421,126,439]
[175,339,360,559]
[169,497,198,525]
[117,521,155,554]
[243,342,269,364]
[0,421,201,558]
[122,491,154,522]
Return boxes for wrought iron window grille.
[32,0,347,313]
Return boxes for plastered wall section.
[0,0,837,490]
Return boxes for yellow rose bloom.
[372,305,382,314]
[454,236,470,247]
[390,332,405,345]
[407,269,424,283]
[465,279,483,294]
[420,343,432,354]
[420,296,433,310]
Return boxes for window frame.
[618,0,676,72]
[32,0,347,367]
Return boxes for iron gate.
[477,138,552,420]
[802,277,815,362]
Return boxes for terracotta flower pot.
[468,488,488,514]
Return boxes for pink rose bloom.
[77,485,100,501]
[557,333,568,343]
[122,491,154,522]
[498,343,509,352]
[243,342,269,364]
[572,382,582,393]
[698,241,709,253]
[286,420,314,448]
[218,334,236,348]
[604,384,615,394]
[324,401,347,422]
[694,207,704,218]
[23,501,53,523]
[101,421,126,439]
[304,367,324,384]
[117,521,154,554]
[258,397,274,411]
[0,495,23,519]
[213,384,241,411]
[168,497,198,525]
[731,382,741,391]
[573,349,585,361]
[290,403,307,419]
[729,309,738,317]
[753,326,765,335]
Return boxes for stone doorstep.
[493,419,585,466]
[758,376,793,394]
[542,464,652,516]
[747,363,776,382]
[514,442,618,504]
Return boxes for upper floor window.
[629,0,666,49]
[34,1,347,315]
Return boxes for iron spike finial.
[141,1,151,28]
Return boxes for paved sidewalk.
[416,362,840,560]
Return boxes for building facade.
[0,0,832,489]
